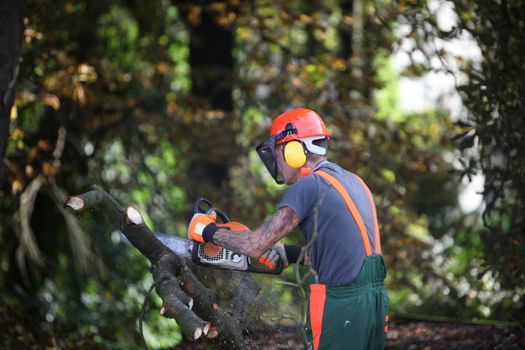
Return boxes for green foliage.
[97,6,139,68]
[400,0,525,322]
[374,51,403,122]
[2,0,523,347]
[452,0,525,291]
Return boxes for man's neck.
[307,158,328,171]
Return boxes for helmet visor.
[256,140,284,184]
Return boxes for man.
[188,108,389,350]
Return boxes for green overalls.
[305,170,389,350]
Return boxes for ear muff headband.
[283,140,307,168]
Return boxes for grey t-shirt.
[278,161,380,285]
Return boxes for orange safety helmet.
[270,108,331,145]
[256,108,330,184]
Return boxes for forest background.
[0,0,524,348]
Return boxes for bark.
[0,0,26,183]
[64,187,266,348]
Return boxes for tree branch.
[64,187,254,347]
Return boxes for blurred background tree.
[0,0,523,348]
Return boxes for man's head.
[256,108,330,184]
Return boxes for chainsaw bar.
[152,232,249,270]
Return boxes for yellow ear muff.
[284,141,307,168]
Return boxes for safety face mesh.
[256,141,284,184]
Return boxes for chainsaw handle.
[194,197,212,214]
[193,197,230,223]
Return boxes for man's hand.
[259,244,289,270]
[187,212,217,243]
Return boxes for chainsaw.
[134,198,283,274]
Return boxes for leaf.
[459,134,475,150]
[455,120,473,128]
[42,162,54,177]
[41,93,61,110]
[10,105,18,121]
[11,179,24,195]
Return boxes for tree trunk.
[339,0,354,58]
[0,0,26,184]
[176,1,238,210]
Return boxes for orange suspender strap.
[355,175,382,254]
[315,170,373,257]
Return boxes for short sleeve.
[278,175,319,221]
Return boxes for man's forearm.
[212,207,301,258]
[213,229,268,258]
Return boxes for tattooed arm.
[213,206,300,258]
